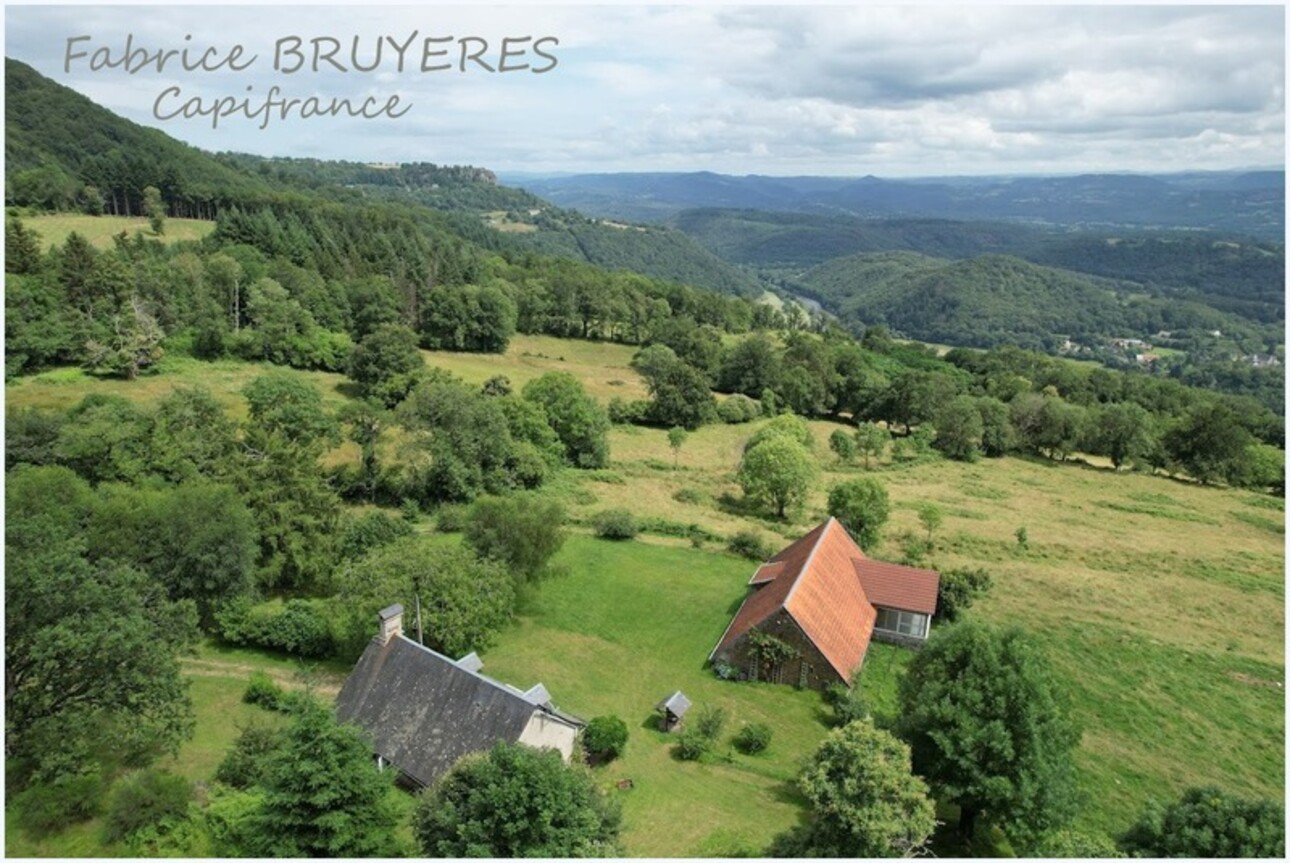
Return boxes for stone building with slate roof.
[709,517,940,691]
[336,604,584,789]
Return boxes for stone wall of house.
[715,609,845,692]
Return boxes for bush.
[464,493,566,583]
[712,661,738,681]
[727,529,772,561]
[216,599,337,658]
[607,396,650,425]
[675,729,710,761]
[104,768,193,842]
[672,487,708,505]
[733,723,773,755]
[12,771,106,836]
[717,394,760,424]
[936,567,994,622]
[582,716,629,763]
[215,723,288,790]
[693,704,727,741]
[242,671,284,711]
[434,503,470,532]
[592,508,639,540]
[824,682,869,726]
[339,510,414,560]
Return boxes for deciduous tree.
[415,742,621,857]
[738,435,818,519]
[772,719,936,858]
[338,538,515,658]
[1119,786,1284,858]
[827,478,889,550]
[897,621,1080,844]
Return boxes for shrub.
[712,661,738,681]
[688,524,706,548]
[582,716,629,763]
[672,487,708,505]
[216,599,337,658]
[592,508,638,540]
[717,394,760,424]
[733,723,773,755]
[104,768,193,842]
[825,682,869,726]
[727,529,772,561]
[339,510,414,560]
[434,503,469,532]
[607,397,650,425]
[242,671,284,711]
[936,567,994,622]
[12,771,106,836]
[399,498,420,522]
[693,704,727,741]
[675,729,710,761]
[464,493,567,583]
[215,723,288,790]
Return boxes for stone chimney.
[377,604,404,645]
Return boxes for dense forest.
[212,152,766,297]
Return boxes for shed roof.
[656,690,692,717]
[335,635,582,789]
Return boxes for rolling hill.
[514,169,1285,239]
[795,251,1259,352]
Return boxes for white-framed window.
[875,608,929,639]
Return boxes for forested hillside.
[213,154,764,297]
[5,59,271,218]
[796,252,1270,352]
[520,169,1285,239]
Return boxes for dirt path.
[180,656,345,697]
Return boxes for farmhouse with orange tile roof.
[709,517,940,690]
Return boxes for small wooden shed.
[655,690,691,733]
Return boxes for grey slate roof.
[656,690,692,717]
[335,635,582,789]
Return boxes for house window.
[875,608,929,639]
[798,662,809,688]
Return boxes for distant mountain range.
[508,169,1285,240]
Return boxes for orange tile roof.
[711,519,865,680]
[853,559,940,615]
[748,560,786,585]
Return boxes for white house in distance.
[335,604,584,788]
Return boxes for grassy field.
[482,535,830,856]
[19,213,214,250]
[5,333,1284,854]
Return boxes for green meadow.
[20,213,214,250]
[5,335,1283,855]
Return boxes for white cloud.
[5,4,1283,175]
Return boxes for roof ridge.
[396,635,568,718]
[783,517,838,609]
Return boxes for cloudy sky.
[5,3,1285,176]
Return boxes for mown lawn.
[479,535,840,856]
[20,213,214,250]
